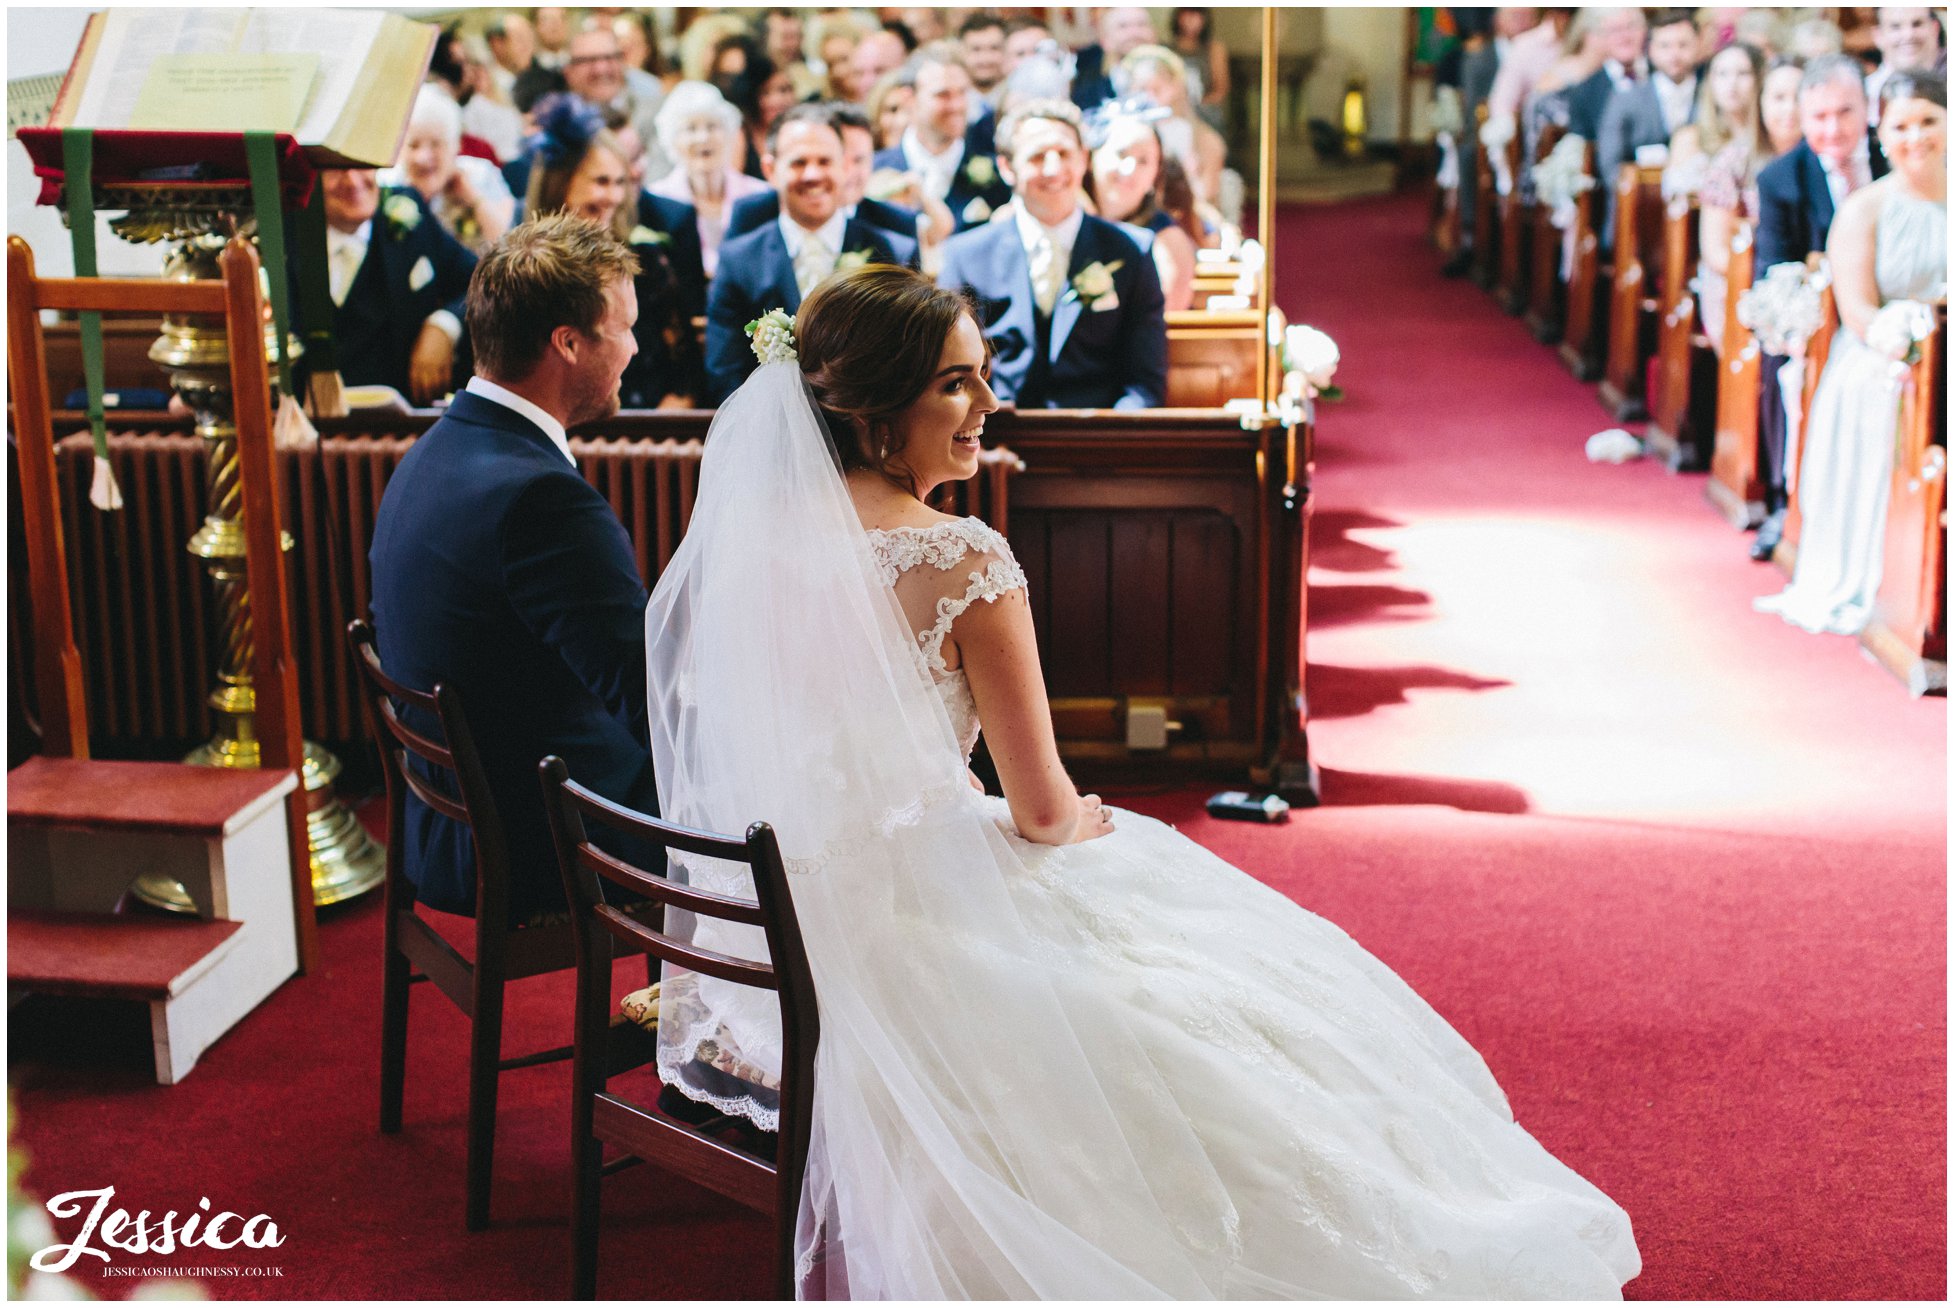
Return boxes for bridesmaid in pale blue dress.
[1756,71,1947,635]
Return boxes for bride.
[642,265,1640,1298]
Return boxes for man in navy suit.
[725,103,922,248]
[1748,56,1881,559]
[1564,8,1651,141]
[706,104,911,402]
[937,100,1167,410]
[871,43,1013,232]
[309,169,477,404]
[369,215,653,923]
[1595,9,1702,248]
[1070,7,1159,112]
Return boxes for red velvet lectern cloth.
[15,128,317,209]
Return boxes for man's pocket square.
[408,255,435,292]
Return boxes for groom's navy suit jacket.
[368,389,655,922]
[936,212,1167,410]
[704,215,911,402]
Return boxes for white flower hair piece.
[747,308,798,365]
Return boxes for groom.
[368,215,656,923]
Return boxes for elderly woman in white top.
[378,85,514,256]
[645,80,771,278]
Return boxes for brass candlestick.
[101,190,384,910]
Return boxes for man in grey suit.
[1596,9,1703,249]
[1445,8,1544,277]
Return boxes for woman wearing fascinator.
[1085,100,1204,310]
[643,264,1642,1299]
[523,94,705,407]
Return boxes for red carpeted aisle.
[9,192,1944,1301]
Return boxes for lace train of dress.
[685,517,1640,1298]
[1754,188,1947,635]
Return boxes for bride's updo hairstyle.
[797,264,978,477]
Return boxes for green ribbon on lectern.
[58,128,114,508]
[243,131,295,398]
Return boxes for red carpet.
[10,193,1944,1301]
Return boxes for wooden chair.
[1555,144,1609,380]
[1862,306,1947,695]
[539,756,819,1301]
[1597,165,1668,418]
[1645,193,1711,467]
[1524,123,1567,343]
[1495,127,1529,314]
[1776,269,1839,574]
[1708,224,1766,527]
[347,618,587,1231]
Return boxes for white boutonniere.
[382,193,422,236]
[835,248,872,273]
[1071,260,1122,311]
[963,154,997,187]
[408,255,435,292]
[628,224,671,247]
[961,195,992,224]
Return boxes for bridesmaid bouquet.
[1736,262,1825,357]
[1533,135,1595,228]
[1864,299,1937,366]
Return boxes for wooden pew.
[1523,123,1566,343]
[1555,144,1610,381]
[1471,105,1503,290]
[38,316,168,406]
[1645,192,1714,469]
[1707,224,1765,528]
[1166,310,1265,407]
[1775,267,1839,575]
[1495,127,1529,314]
[1596,164,1668,416]
[1862,306,1948,695]
[8,406,1318,799]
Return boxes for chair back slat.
[556,779,757,863]
[400,758,471,824]
[594,905,779,988]
[376,696,459,771]
[575,843,768,925]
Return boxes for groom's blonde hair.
[467,214,639,382]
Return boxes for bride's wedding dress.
[645,365,1639,1299]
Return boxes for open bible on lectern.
[47,7,435,167]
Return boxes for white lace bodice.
[866,516,1028,758]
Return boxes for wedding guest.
[873,44,1014,232]
[1756,71,1945,633]
[369,214,657,925]
[1072,7,1158,113]
[1115,45,1228,205]
[1488,7,1570,124]
[1089,113,1200,310]
[1867,8,1944,126]
[1595,9,1702,248]
[1749,55,1883,561]
[1694,48,1788,351]
[851,30,911,109]
[762,7,816,96]
[729,102,924,251]
[936,99,1167,409]
[1169,7,1231,131]
[646,81,771,278]
[563,22,663,177]
[705,104,911,401]
[679,14,752,84]
[1003,17,1056,77]
[720,44,799,178]
[533,6,572,72]
[1446,8,1542,276]
[1518,10,1604,211]
[811,14,866,101]
[526,97,706,407]
[868,68,918,151]
[488,12,556,113]
[429,29,526,165]
[614,12,664,88]
[1564,7,1650,142]
[900,7,945,46]
[303,168,476,406]
[959,12,1010,115]
[382,86,515,256]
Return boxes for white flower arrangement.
[1283,324,1342,401]
[963,154,997,187]
[628,225,671,247]
[1736,262,1825,357]
[1479,112,1517,152]
[835,248,872,274]
[382,193,421,236]
[1429,86,1465,140]
[1864,299,1937,365]
[1532,134,1594,224]
[747,308,797,365]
